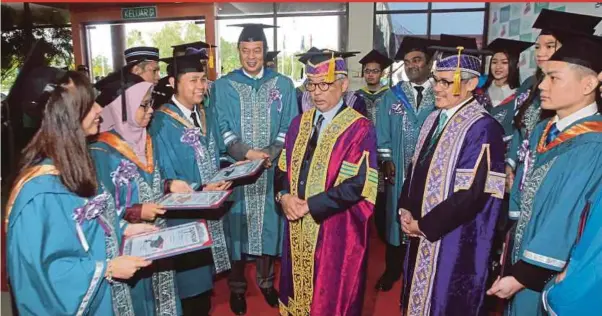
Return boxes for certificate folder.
[121,220,212,261]
[157,190,232,210]
[208,159,265,184]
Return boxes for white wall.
[487,2,602,81]
[347,3,375,90]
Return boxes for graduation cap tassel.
[208,46,215,69]
[326,51,336,83]
[452,46,464,96]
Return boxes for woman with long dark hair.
[91,71,192,315]
[6,70,154,315]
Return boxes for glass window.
[217,18,275,76]
[276,3,346,14]
[375,2,428,11]
[432,2,486,9]
[275,15,341,86]
[374,13,428,58]
[217,3,274,17]
[430,12,485,47]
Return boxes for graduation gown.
[355,86,389,124]
[277,105,378,316]
[90,131,180,316]
[6,161,136,316]
[298,89,367,117]
[506,115,602,316]
[506,76,538,173]
[398,98,506,316]
[543,187,602,315]
[148,102,231,298]
[474,87,522,150]
[212,68,298,259]
[376,81,436,246]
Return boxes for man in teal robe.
[148,53,231,315]
[487,33,602,316]
[212,23,298,315]
[356,49,393,124]
[374,36,437,292]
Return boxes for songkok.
[123,46,160,65]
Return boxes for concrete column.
[110,24,126,71]
[347,3,374,90]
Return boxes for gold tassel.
[452,46,464,96]
[326,51,335,83]
[208,46,215,69]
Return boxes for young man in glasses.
[275,49,378,316]
[374,36,438,292]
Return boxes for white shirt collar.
[172,95,195,123]
[411,79,432,90]
[315,99,344,127]
[442,97,473,123]
[553,102,599,131]
[243,67,264,80]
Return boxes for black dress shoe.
[375,274,395,292]
[230,293,247,315]
[260,287,279,307]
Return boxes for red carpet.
[210,218,401,316]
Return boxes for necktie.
[190,111,201,128]
[424,112,448,155]
[414,86,425,108]
[545,123,560,146]
[309,114,325,149]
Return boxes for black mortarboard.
[533,9,602,42]
[295,50,361,83]
[123,46,160,65]
[265,51,280,63]
[485,38,534,60]
[152,76,173,109]
[359,49,394,69]
[549,34,602,73]
[229,23,277,51]
[95,70,144,108]
[159,53,206,91]
[298,47,320,65]
[394,36,434,61]
[171,41,217,56]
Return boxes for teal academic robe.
[375,81,436,246]
[6,160,135,316]
[148,101,231,298]
[507,115,602,316]
[90,131,180,316]
[356,86,389,125]
[212,68,298,260]
[506,76,538,174]
[542,187,602,315]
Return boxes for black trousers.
[228,254,275,294]
[384,243,405,280]
[181,290,212,316]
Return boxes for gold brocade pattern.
[5,165,59,230]
[285,106,362,315]
[279,149,287,172]
[361,151,378,205]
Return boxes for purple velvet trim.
[436,54,481,74]
[306,59,347,76]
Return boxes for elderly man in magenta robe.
[398,44,506,316]
[276,50,378,316]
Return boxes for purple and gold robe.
[277,105,378,316]
[398,99,505,316]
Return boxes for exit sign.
[122,6,157,20]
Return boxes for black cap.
[95,70,144,108]
[436,34,487,58]
[229,23,277,50]
[359,49,394,69]
[298,47,320,65]
[160,53,206,76]
[485,38,534,60]
[533,9,602,41]
[266,51,280,63]
[549,33,602,73]
[123,46,160,65]
[394,36,434,61]
[152,76,173,108]
[171,41,217,57]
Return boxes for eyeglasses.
[430,75,457,89]
[363,69,382,75]
[140,99,154,111]
[305,81,337,92]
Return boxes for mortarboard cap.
[485,38,534,60]
[266,51,281,63]
[123,46,160,65]
[533,9,602,42]
[159,53,207,91]
[296,49,360,83]
[298,47,320,65]
[172,41,217,69]
[548,33,602,73]
[359,49,394,69]
[394,36,435,61]
[229,23,277,51]
[152,76,173,108]
[438,34,482,57]
[95,70,144,109]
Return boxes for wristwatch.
[275,191,287,203]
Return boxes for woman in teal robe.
[212,67,298,261]
[497,114,602,316]
[7,71,152,315]
[91,78,186,315]
[542,187,602,315]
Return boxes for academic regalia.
[213,24,298,261]
[399,46,506,316]
[6,160,135,315]
[376,36,437,248]
[543,188,602,315]
[91,74,180,315]
[505,32,602,316]
[357,49,393,124]
[265,51,280,69]
[148,53,231,300]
